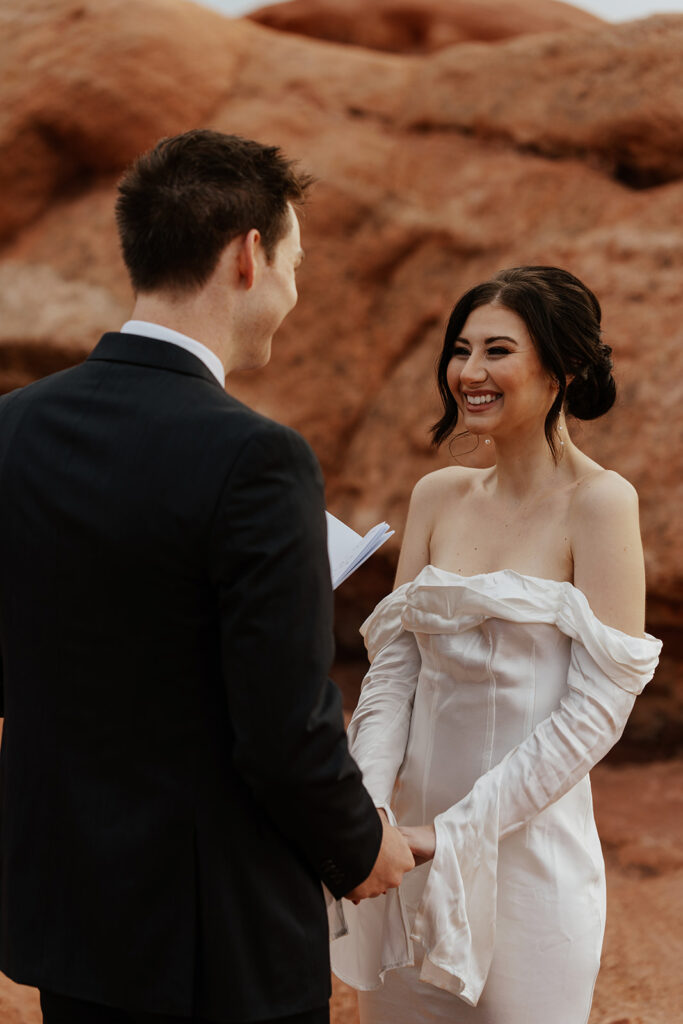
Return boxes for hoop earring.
[448,430,481,462]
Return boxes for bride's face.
[446,303,558,441]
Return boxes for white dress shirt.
[121,320,225,387]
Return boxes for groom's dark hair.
[115,129,313,294]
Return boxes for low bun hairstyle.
[432,266,616,460]
[565,346,616,421]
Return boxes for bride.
[330,266,662,1023]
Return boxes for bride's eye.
[452,345,470,357]
[487,347,511,357]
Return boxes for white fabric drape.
[330,567,661,1007]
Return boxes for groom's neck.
[128,289,232,374]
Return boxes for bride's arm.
[571,469,646,635]
[393,471,444,587]
[347,626,421,815]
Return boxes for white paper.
[326,512,394,589]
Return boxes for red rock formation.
[249,0,605,54]
[399,16,683,187]
[0,0,681,756]
[0,0,247,244]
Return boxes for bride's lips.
[462,391,502,413]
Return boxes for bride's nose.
[460,350,488,384]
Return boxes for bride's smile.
[462,390,502,410]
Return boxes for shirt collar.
[121,320,225,387]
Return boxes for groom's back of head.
[115,129,312,296]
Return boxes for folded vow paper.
[326,512,394,589]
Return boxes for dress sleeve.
[411,610,662,1005]
[347,585,422,816]
[330,585,421,988]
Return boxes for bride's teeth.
[466,393,500,405]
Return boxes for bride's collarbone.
[428,551,574,582]
[429,512,574,582]
[426,464,591,581]
[429,550,573,580]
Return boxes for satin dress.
[330,566,661,1024]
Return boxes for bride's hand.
[398,824,436,866]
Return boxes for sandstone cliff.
[1,0,681,750]
[249,0,605,53]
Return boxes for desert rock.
[0,0,681,751]
[249,0,604,53]
[0,0,248,243]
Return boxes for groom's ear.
[236,229,261,290]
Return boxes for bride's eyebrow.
[455,336,519,345]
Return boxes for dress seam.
[420,641,440,824]
[524,640,537,849]
[481,623,496,773]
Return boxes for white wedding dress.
[330,566,661,1024]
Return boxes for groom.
[0,130,413,1024]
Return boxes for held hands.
[398,823,436,867]
[345,809,415,905]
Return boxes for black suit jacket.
[0,333,381,1021]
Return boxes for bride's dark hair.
[432,266,616,460]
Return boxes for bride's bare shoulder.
[410,465,482,506]
[569,466,639,525]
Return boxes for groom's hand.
[344,812,414,904]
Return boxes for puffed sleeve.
[330,585,421,987]
[346,584,422,816]
[411,593,662,1005]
